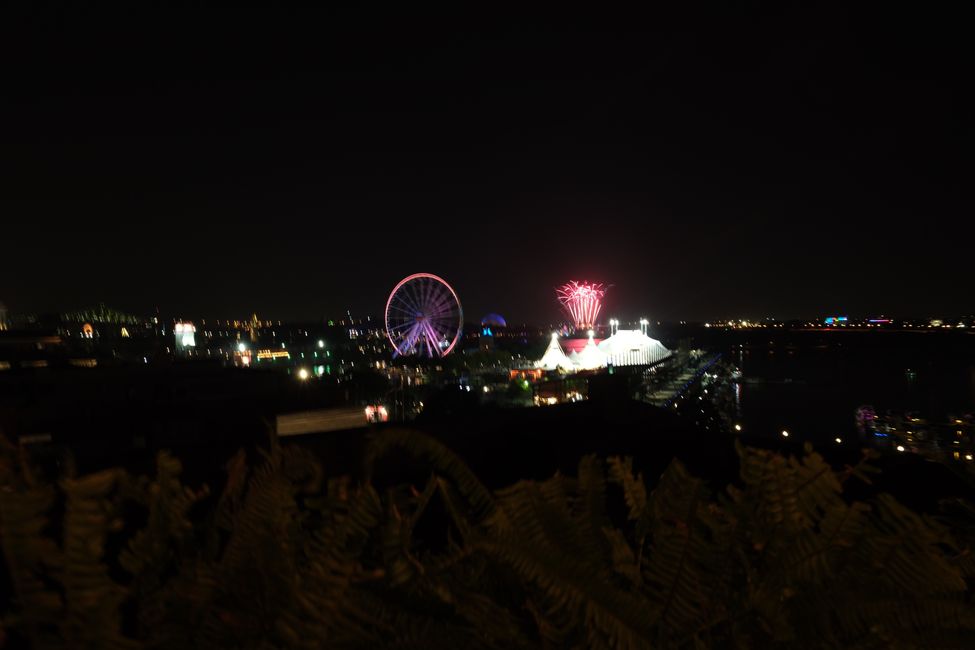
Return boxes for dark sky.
[2,5,972,324]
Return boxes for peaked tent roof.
[536,335,575,371]
[576,336,607,370]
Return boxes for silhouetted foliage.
[2,429,974,649]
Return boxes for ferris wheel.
[385,273,463,357]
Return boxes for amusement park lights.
[556,281,606,331]
[385,273,464,358]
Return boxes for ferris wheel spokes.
[385,273,463,358]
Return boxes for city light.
[237,342,247,353]
[556,281,606,330]
[835,437,842,444]
[318,339,325,348]
[174,322,196,348]
[297,368,310,380]
[734,424,742,432]
[256,350,290,360]
[781,430,789,437]
[896,445,906,452]
[365,405,389,423]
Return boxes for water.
[701,331,975,444]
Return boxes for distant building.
[479,313,507,352]
[0,330,64,370]
[61,302,141,326]
[479,326,494,351]
[174,322,197,351]
[481,313,507,328]
[248,313,260,342]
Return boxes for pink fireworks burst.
[556,281,607,331]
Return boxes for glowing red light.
[556,281,606,331]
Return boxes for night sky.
[2,5,972,324]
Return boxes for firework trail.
[556,281,606,330]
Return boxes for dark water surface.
[691,330,975,444]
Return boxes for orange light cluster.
[256,350,291,360]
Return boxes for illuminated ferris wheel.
[385,273,463,357]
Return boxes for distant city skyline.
[0,296,970,329]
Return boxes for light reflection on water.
[718,333,975,444]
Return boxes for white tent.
[597,329,670,367]
[536,334,576,371]
[575,335,608,370]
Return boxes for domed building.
[481,313,507,329]
[479,313,507,351]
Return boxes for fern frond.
[602,526,641,587]
[0,483,63,649]
[61,469,137,649]
[366,429,500,528]
[575,455,611,563]
[607,456,649,540]
[476,534,657,650]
